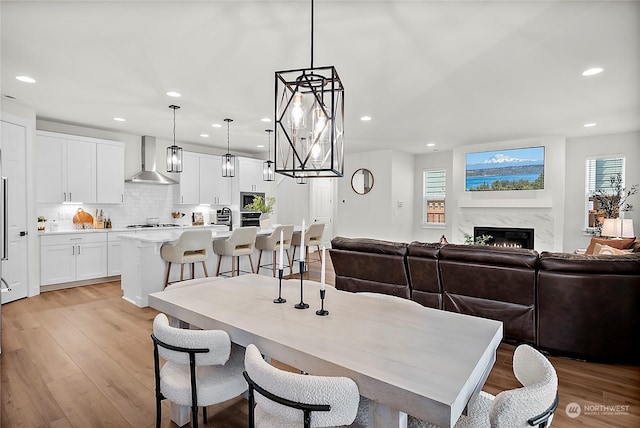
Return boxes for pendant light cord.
[310,0,314,69]
[172,108,176,146]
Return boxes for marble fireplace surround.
[456,206,555,252]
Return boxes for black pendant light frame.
[263,129,275,181]
[222,118,236,178]
[274,0,344,179]
[166,105,183,173]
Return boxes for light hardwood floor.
[1,257,638,428]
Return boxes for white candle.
[320,246,326,290]
[300,219,305,262]
[279,229,284,270]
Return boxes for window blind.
[586,157,624,194]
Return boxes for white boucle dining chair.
[408,344,559,428]
[291,223,325,263]
[243,343,360,428]
[151,313,247,428]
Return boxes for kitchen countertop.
[37,224,230,236]
[118,227,279,243]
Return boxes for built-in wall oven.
[240,192,265,227]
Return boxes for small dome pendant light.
[221,118,236,177]
[263,129,275,181]
[166,105,183,173]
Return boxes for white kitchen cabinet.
[36,131,123,204]
[35,134,67,203]
[239,157,266,193]
[40,233,108,286]
[96,143,125,203]
[200,155,231,205]
[178,153,231,205]
[107,231,134,276]
[177,152,200,204]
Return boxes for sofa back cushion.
[330,237,410,298]
[438,244,539,343]
[407,242,441,308]
[538,252,640,363]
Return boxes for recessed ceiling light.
[584,123,597,128]
[261,118,272,123]
[360,116,372,121]
[582,67,603,76]
[16,75,36,83]
[212,123,222,128]
[200,133,210,138]
[426,143,435,147]
[257,144,265,148]
[113,117,126,122]
[166,91,181,97]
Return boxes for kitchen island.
[120,227,301,307]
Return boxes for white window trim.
[422,168,447,226]
[583,154,625,232]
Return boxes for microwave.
[240,192,265,211]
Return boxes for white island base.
[120,228,302,307]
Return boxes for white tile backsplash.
[36,183,221,230]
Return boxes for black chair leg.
[155,397,161,428]
[192,406,199,428]
[203,406,208,423]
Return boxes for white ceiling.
[2,0,639,155]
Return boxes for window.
[423,169,446,224]
[585,156,625,228]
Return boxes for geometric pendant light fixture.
[166,104,183,173]
[221,118,236,177]
[274,0,344,179]
[263,129,275,181]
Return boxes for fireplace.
[474,227,534,249]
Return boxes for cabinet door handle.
[77,245,81,255]
[2,176,8,261]
[72,245,75,255]
[63,192,67,202]
[181,195,184,203]
[69,192,72,201]
[121,194,124,202]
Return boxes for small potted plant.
[37,216,47,232]
[244,195,275,229]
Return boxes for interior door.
[310,178,334,248]
[1,120,29,304]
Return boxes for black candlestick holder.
[316,289,329,316]
[273,268,286,304]
[294,260,309,309]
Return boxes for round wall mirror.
[351,168,374,195]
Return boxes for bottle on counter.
[106,217,112,228]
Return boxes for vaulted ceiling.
[2,0,638,155]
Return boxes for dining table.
[148,274,503,428]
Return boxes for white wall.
[450,136,566,252]
[563,130,640,252]
[413,150,454,243]
[390,151,415,242]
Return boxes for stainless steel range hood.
[126,136,178,185]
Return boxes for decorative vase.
[259,214,271,229]
[38,222,45,232]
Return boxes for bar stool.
[291,222,325,263]
[255,225,294,277]
[160,229,212,288]
[213,226,258,277]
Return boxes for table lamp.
[601,218,635,238]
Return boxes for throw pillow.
[585,237,636,255]
[593,243,634,255]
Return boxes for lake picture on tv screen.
[465,147,544,191]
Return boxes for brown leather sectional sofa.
[330,236,640,363]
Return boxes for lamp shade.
[166,145,183,173]
[601,218,635,238]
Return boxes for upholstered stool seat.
[213,226,258,277]
[291,223,325,263]
[255,225,294,276]
[160,230,212,287]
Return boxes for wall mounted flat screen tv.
[465,146,545,191]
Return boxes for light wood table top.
[148,274,503,428]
